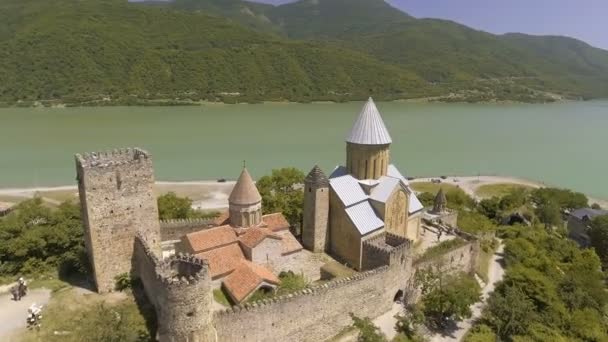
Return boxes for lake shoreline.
[1,175,606,209]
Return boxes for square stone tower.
[76,148,161,293]
[302,165,330,253]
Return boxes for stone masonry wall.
[213,265,404,342]
[159,218,217,242]
[76,148,161,293]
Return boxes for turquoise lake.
[0,101,607,199]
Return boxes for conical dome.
[433,188,447,213]
[229,168,262,205]
[346,97,392,145]
[305,165,329,187]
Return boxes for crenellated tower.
[346,97,392,180]
[302,165,330,253]
[75,148,161,293]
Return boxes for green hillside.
[0,0,432,106]
[149,0,608,101]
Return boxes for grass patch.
[246,271,308,303]
[410,182,459,194]
[20,288,150,342]
[417,238,469,263]
[320,260,356,280]
[37,189,79,203]
[327,326,358,342]
[213,288,231,307]
[475,183,532,198]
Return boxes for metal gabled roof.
[346,97,392,145]
[408,193,424,214]
[329,174,368,207]
[369,176,400,203]
[329,165,348,179]
[387,164,409,185]
[345,201,385,235]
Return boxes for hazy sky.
[254,0,608,50]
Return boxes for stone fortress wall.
[159,218,217,241]
[76,147,481,342]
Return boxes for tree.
[531,188,588,211]
[591,203,602,210]
[485,284,538,339]
[256,168,305,231]
[417,192,435,208]
[157,192,194,220]
[415,267,481,330]
[535,201,562,228]
[350,313,387,342]
[589,215,608,269]
[156,192,216,221]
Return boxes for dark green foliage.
[417,192,435,208]
[457,211,497,234]
[0,198,88,277]
[530,188,588,211]
[246,270,308,303]
[535,201,563,228]
[350,313,387,342]
[478,225,608,341]
[114,272,133,291]
[589,215,608,269]
[416,270,481,330]
[157,192,218,220]
[257,168,305,231]
[591,203,602,210]
[3,0,608,105]
[463,324,497,342]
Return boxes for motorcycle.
[26,303,43,331]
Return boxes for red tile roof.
[222,260,280,303]
[213,211,230,226]
[196,243,245,279]
[275,230,304,255]
[238,227,281,249]
[260,213,290,232]
[184,226,237,254]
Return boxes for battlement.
[160,218,217,230]
[361,233,411,270]
[215,265,390,317]
[75,147,150,168]
[155,253,209,289]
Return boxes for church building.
[302,98,423,270]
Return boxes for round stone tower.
[229,167,262,228]
[346,98,392,180]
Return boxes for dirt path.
[429,242,505,342]
[0,289,51,341]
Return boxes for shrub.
[114,273,133,291]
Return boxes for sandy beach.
[0,176,606,210]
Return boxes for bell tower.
[346,98,392,180]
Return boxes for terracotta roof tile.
[196,243,245,279]
[275,230,304,255]
[222,260,280,303]
[184,226,237,254]
[261,213,290,232]
[213,211,230,226]
[238,227,282,249]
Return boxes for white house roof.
[329,175,368,207]
[345,201,385,235]
[369,176,400,203]
[408,193,424,214]
[346,97,392,145]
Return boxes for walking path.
[0,288,51,341]
[429,242,505,342]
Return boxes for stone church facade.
[302,98,424,270]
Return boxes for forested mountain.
[1,0,608,106]
[149,0,608,101]
[0,0,431,105]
